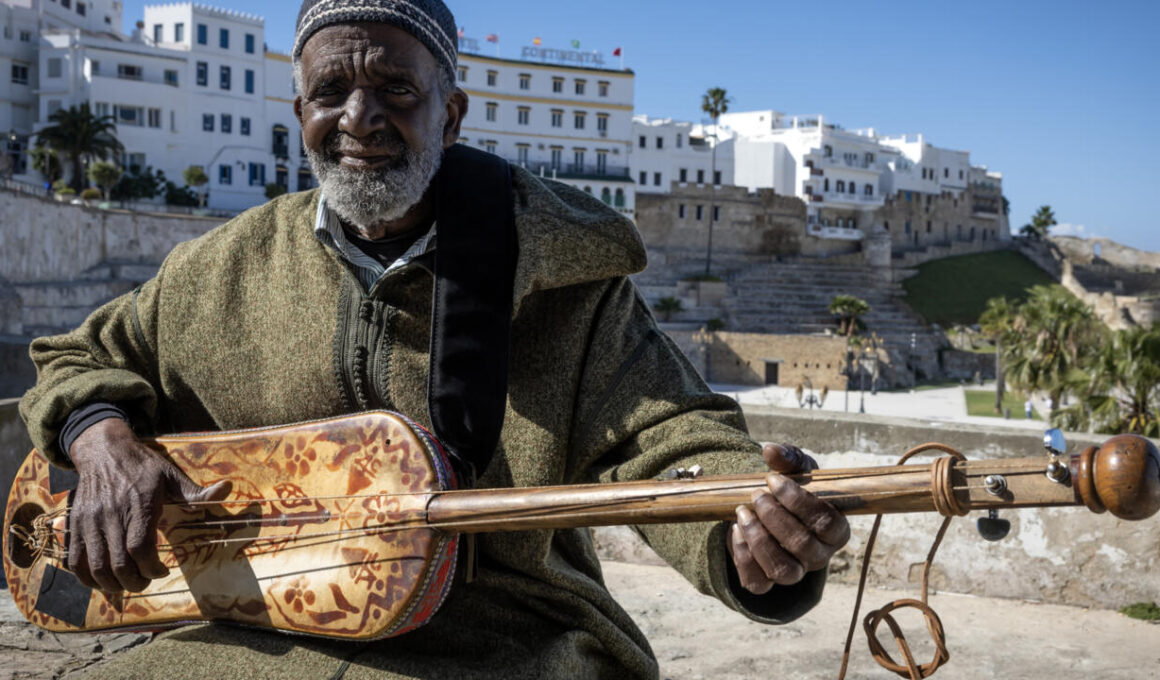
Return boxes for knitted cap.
[293,0,458,82]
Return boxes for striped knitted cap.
[293,0,458,82]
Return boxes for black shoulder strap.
[428,145,518,484]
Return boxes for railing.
[509,160,631,179]
[807,224,864,240]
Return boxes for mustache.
[322,131,408,161]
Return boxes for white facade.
[630,115,733,194]
[456,42,635,216]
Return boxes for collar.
[312,194,437,287]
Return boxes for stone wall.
[940,348,997,381]
[667,330,852,390]
[871,187,1010,254]
[0,188,224,283]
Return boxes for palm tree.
[1056,324,1160,436]
[183,165,209,208]
[1003,285,1102,417]
[979,296,1016,413]
[700,87,730,277]
[828,295,870,337]
[87,161,122,201]
[1019,205,1057,240]
[35,103,124,192]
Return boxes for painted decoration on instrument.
[2,411,461,640]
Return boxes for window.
[297,169,314,191]
[824,145,832,157]
[574,149,585,169]
[519,73,530,90]
[905,220,911,234]
[245,33,255,54]
[485,102,497,122]
[220,65,231,90]
[153,24,163,44]
[678,204,686,219]
[836,180,846,193]
[47,58,62,79]
[865,184,873,196]
[926,220,932,233]
[574,111,585,129]
[550,147,562,169]
[550,109,563,127]
[249,162,265,186]
[696,205,704,220]
[486,70,497,86]
[639,171,646,186]
[148,108,162,128]
[959,169,964,180]
[676,134,683,148]
[596,114,608,132]
[175,23,184,42]
[457,66,467,82]
[47,100,62,116]
[884,221,890,231]
[713,206,720,221]
[61,0,71,9]
[601,187,611,204]
[95,102,110,116]
[574,79,586,95]
[679,168,687,183]
[240,117,251,136]
[116,105,143,126]
[865,152,874,164]
[197,24,207,45]
[552,77,563,93]
[486,141,496,154]
[598,81,609,97]
[245,69,255,94]
[201,113,217,132]
[517,145,529,164]
[653,172,661,187]
[848,181,855,195]
[638,136,646,149]
[196,61,207,86]
[164,69,178,86]
[221,114,232,133]
[656,136,663,149]
[219,165,232,185]
[90,60,100,75]
[517,107,529,125]
[714,171,721,185]
[697,169,705,184]
[219,28,229,49]
[117,64,143,80]
[76,2,85,16]
[944,168,949,178]
[596,151,607,174]
[824,178,830,192]
[11,64,29,85]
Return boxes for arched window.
[584,186,592,194]
[600,187,611,204]
[614,188,625,207]
[864,184,873,196]
[836,180,845,193]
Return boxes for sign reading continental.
[520,46,605,66]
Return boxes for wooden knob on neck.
[1073,435,1160,520]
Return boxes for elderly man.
[19,1,849,677]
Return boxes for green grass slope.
[902,250,1056,326]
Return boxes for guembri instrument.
[5,411,1159,647]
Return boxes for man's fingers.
[736,505,805,585]
[83,525,121,593]
[751,492,834,572]
[103,519,149,592]
[126,499,168,581]
[729,522,773,595]
[761,444,818,474]
[168,471,232,506]
[765,474,851,547]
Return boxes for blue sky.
[124,0,1159,252]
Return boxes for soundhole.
[8,503,46,569]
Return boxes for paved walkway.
[710,381,1054,431]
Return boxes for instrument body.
[5,410,1159,640]
[3,411,460,640]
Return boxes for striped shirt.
[312,194,437,291]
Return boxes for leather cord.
[837,443,965,680]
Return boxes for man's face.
[294,22,466,229]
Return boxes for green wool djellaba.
[20,167,825,679]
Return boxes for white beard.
[306,127,444,229]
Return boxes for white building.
[630,115,733,194]
[456,37,635,216]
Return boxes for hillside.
[902,250,1056,326]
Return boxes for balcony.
[818,190,883,206]
[807,223,864,240]
[509,160,632,182]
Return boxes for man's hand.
[728,443,850,595]
[67,419,230,592]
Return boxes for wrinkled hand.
[67,419,230,592]
[728,444,850,595]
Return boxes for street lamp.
[796,378,825,410]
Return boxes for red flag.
[613,47,622,57]
[486,34,499,43]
